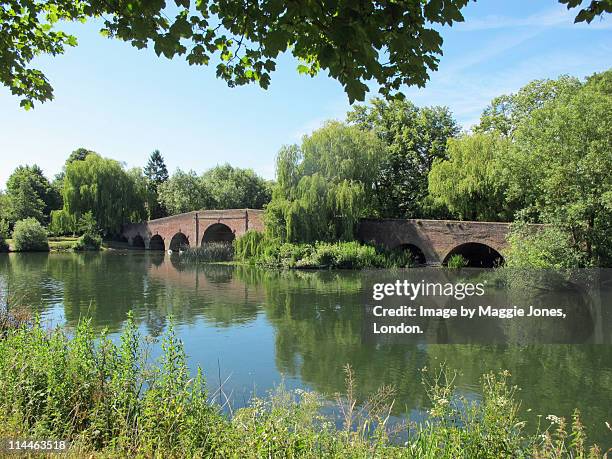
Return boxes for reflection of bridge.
[122,210,513,266]
[122,209,264,251]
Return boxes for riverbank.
[0,311,607,458]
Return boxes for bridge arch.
[169,232,190,251]
[443,242,504,268]
[149,234,165,251]
[397,243,427,265]
[202,223,235,243]
[131,234,145,249]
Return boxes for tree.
[266,121,386,242]
[5,180,46,224]
[428,133,514,221]
[475,76,582,137]
[158,170,214,216]
[507,69,612,265]
[60,153,148,235]
[201,164,271,210]
[348,98,459,218]
[143,150,169,219]
[2,1,607,109]
[67,147,95,164]
[6,164,61,223]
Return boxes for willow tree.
[60,153,148,235]
[428,133,514,221]
[266,121,385,242]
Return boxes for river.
[0,252,610,445]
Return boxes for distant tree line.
[0,150,272,239]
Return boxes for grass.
[0,311,608,458]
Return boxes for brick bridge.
[122,209,264,252]
[357,218,511,266]
[122,210,511,266]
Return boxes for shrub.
[446,254,468,268]
[505,222,588,269]
[12,218,49,252]
[180,242,234,262]
[73,233,102,251]
[234,230,267,260]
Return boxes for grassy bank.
[0,313,607,458]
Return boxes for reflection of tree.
[236,268,430,410]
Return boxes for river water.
[0,252,610,445]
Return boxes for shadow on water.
[0,252,610,445]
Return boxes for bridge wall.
[122,209,263,250]
[357,218,511,265]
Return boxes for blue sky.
[0,0,610,188]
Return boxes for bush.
[446,254,468,268]
[234,230,267,260]
[12,218,49,252]
[180,242,234,262]
[505,222,588,269]
[73,233,102,251]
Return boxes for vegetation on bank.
[0,315,607,458]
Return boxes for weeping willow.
[61,153,148,235]
[266,121,385,243]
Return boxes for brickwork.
[122,209,264,250]
[123,211,512,265]
[357,218,511,265]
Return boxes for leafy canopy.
[348,98,459,218]
[266,121,386,242]
[2,0,608,108]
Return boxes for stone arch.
[149,234,165,251]
[169,232,190,251]
[443,242,504,268]
[397,243,427,265]
[202,223,235,243]
[132,234,145,249]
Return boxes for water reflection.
[0,253,610,445]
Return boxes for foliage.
[446,254,468,268]
[475,75,582,137]
[180,243,234,263]
[11,218,49,252]
[61,153,148,236]
[66,147,94,164]
[428,133,514,221]
[201,164,272,210]
[0,219,8,252]
[267,121,386,243]
[348,98,459,218]
[158,169,214,215]
[3,1,607,109]
[505,222,588,269]
[73,233,102,252]
[234,230,268,261]
[2,165,61,226]
[506,69,612,266]
[0,319,605,457]
[143,150,169,219]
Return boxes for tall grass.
[233,231,415,269]
[0,317,607,458]
[181,242,234,262]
